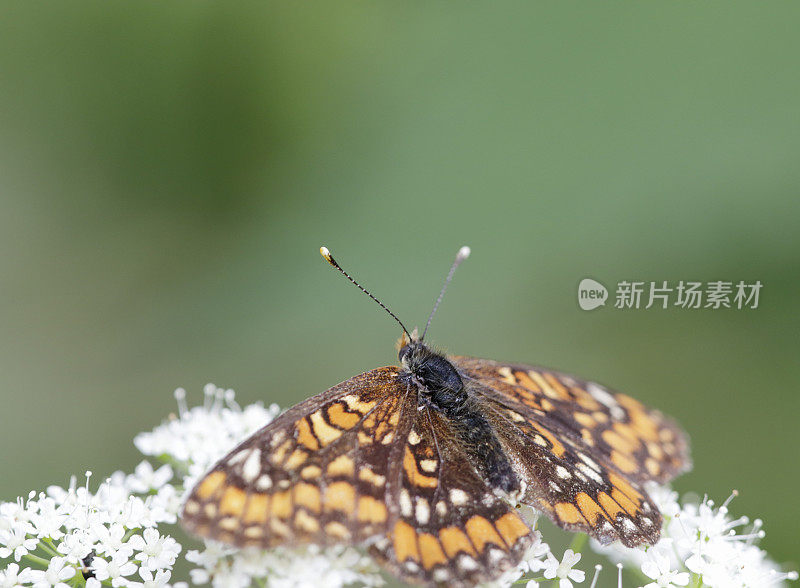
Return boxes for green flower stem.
[122,528,138,542]
[23,552,52,568]
[39,538,62,557]
[513,575,545,585]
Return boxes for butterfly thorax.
[399,342,467,411]
[399,342,519,494]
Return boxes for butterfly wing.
[452,356,691,548]
[181,366,411,549]
[369,396,535,587]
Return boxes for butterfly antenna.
[320,246,411,338]
[421,245,470,341]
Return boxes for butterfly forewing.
[181,367,409,549]
[452,356,691,547]
[370,401,534,587]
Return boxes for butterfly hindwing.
[181,367,408,549]
[370,399,535,587]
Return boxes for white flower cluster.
[133,385,282,488]
[593,484,799,587]
[2,384,796,588]
[0,464,182,588]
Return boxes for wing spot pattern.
[439,526,477,558]
[294,482,321,513]
[357,496,387,523]
[283,449,308,469]
[327,402,361,428]
[494,512,530,546]
[309,410,343,446]
[611,488,639,516]
[296,417,319,451]
[358,467,386,487]
[611,450,639,473]
[418,533,447,570]
[403,446,438,488]
[575,492,605,524]
[597,491,624,520]
[327,454,355,477]
[196,471,226,499]
[393,520,420,563]
[270,490,292,519]
[324,521,351,540]
[465,516,506,552]
[243,493,269,523]
[219,486,246,516]
[324,481,356,514]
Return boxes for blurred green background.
[1,0,798,581]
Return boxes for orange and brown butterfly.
[180,246,691,587]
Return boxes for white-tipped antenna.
[320,246,411,338]
[421,245,470,341]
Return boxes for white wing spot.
[578,452,602,472]
[577,463,604,484]
[556,466,572,479]
[621,517,638,532]
[533,435,548,446]
[255,474,272,490]
[415,499,430,525]
[183,501,200,515]
[270,430,287,446]
[458,555,479,571]
[227,449,248,466]
[435,501,447,516]
[408,430,421,445]
[549,481,562,492]
[433,569,450,582]
[487,548,505,564]
[241,449,262,482]
[587,383,626,420]
[420,459,437,473]
[399,489,413,517]
[450,489,468,506]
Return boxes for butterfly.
[180,246,691,587]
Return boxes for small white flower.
[56,531,93,564]
[128,528,180,570]
[30,498,68,540]
[127,568,172,588]
[641,551,690,587]
[91,522,134,558]
[0,563,33,588]
[126,462,173,495]
[92,553,138,587]
[0,526,39,561]
[1,501,36,535]
[27,557,76,588]
[542,549,585,588]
